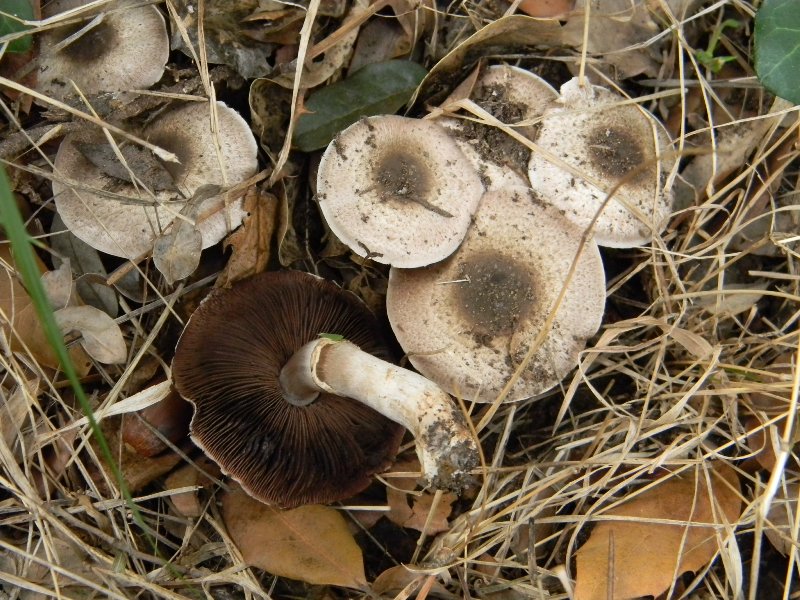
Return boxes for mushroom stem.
[280,338,478,491]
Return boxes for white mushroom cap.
[317,115,484,268]
[436,65,558,190]
[528,77,675,248]
[52,101,258,259]
[37,0,168,100]
[387,187,606,403]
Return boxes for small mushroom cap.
[437,64,558,190]
[317,115,484,268]
[172,270,404,508]
[37,0,168,100]
[52,101,257,258]
[387,187,606,403]
[528,77,675,247]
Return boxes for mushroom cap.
[317,115,484,268]
[387,187,606,403]
[527,77,675,248]
[52,101,257,259]
[37,0,168,100]
[436,65,558,191]
[172,270,405,508]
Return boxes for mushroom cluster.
[316,66,677,404]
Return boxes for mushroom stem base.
[282,338,479,491]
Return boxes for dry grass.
[1,0,799,598]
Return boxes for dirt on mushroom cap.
[437,64,558,190]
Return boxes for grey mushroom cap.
[436,64,558,191]
[37,0,168,100]
[317,115,485,268]
[387,187,606,403]
[52,101,257,259]
[528,78,675,248]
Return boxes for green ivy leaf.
[293,60,428,152]
[755,0,800,104]
[0,0,34,54]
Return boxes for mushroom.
[36,0,169,100]
[51,101,258,259]
[527,77,675,247]
[435,64,558,190]
[317,115,485,268]
[172,270,478,508]
[387,187,606,403]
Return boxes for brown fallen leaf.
[152,189,211,285]
[386,459,455,534]
[217,186,278,287]
[122,387,193,458]
[88,417,184,494]
[222,486,366,588]
[371,566,452,598]
[0,245,91,375]
[418,15,564,106]
[518,0,575,18]
[1,377,39,459]
[163,456,221,518]
[561,0,662,78]
[574,462,742,600]
[765,482,800,556]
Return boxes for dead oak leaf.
[574,462,742,600]
[222,486,366,588]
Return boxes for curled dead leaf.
[54,305,126,364]
[0,245,91,375]
[386,459,455,534]
[217,186,278,287]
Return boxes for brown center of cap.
[453,252,537,338]
[586,125,645,179]
[372,149,452,216]
[58,20,118,63]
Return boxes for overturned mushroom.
[317,115,484,268]
[172,270,478,508]
[527,78,675,247]
[37,0,168,100]
[387,187,606,403]
[436,64,558,190]
[52,101,257,259]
